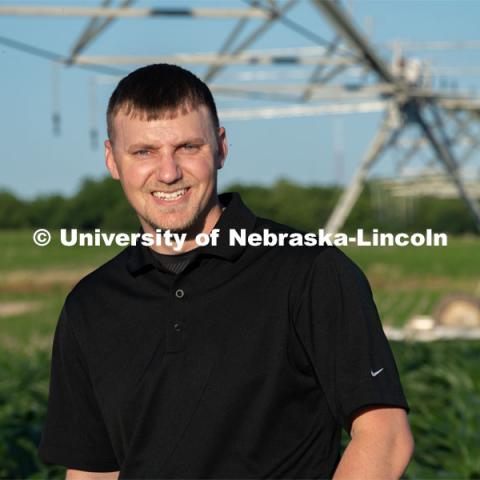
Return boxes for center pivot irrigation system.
[2,0,480,233]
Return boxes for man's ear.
[216,127,228,170]
[105,139,120,180]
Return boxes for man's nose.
[155,151,182,184]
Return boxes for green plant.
[0,348,64,479]
[393,341,480,478]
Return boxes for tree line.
[0,176,477,234]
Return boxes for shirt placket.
[166,278,187,353]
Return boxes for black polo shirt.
[39,192,408,479]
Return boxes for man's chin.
[143,215,197,236]
[148,223,190,235]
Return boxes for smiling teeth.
[152,188,187,200]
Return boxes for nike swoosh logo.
[371,368,384,377]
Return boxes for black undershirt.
[151,249,198,274]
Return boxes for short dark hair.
[106,63,219,140]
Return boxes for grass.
[0,290,65,346]
[0,230,122,272]
[0,229,122,346]
[0,230,479,344]
[343,236,480,327]
[344,235,480,279]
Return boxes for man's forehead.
[115,103,210,125]
[114,105,213,143]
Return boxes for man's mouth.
[151,188,189,201]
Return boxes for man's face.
[105,105,227,236]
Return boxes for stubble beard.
[141,203,203,236]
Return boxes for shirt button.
[175,289,185,299]
[173,322,182,332]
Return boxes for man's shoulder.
[249,215,372,311]
[253,215,353,267]
[64,246,132,307]
[254,215,371,296]
[254,215,300,235]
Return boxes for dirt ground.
[0,268,91,293]
[0,301,41,317]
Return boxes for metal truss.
[310,0,480,233]
[1,0,480,232]
[0,5,271,18]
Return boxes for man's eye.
[134,150,150,156]
[181,144,200,152]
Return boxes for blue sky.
[1,0,480,199]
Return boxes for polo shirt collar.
[126,192,256,275]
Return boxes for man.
[39,64,413,479]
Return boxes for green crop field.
[1,230,478,344]
[345,236,480,327]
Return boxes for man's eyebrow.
[127,138,207,151]
[176,137,207,145]
[128,143,159,151]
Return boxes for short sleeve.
[293,248,409,431]
[38,305,119,472]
